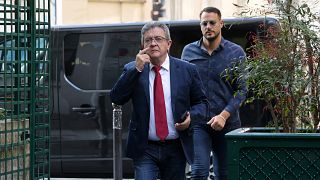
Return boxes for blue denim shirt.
[181,38,247,128]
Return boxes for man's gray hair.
[140,21,171,44]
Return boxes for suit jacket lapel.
[170,57,178,121]
[141,64,150,106]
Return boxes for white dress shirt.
[148,55,179,141]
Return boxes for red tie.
[153,66,169,141]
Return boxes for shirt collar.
[197,37,225,52]
[150,54,170,71]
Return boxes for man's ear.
[167,40,172,51]
[220,20,224,27]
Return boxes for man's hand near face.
[135,47,150,72]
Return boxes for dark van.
[50,17,277,178]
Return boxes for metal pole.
[112,103,122,180]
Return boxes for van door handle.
[72,107,96,115]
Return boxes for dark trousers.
[190,123,240,180]
[133,140,186,180]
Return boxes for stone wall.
[0,119,30,180]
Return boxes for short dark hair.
[140,21,171,44]
[199,7,221,19]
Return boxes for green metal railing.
[226,128,320,180]
[0,0,50,179]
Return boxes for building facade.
[51,0,318,27]
[51,0,260,25]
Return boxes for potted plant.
[225,0,320,179]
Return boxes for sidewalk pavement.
[51,179,110,180]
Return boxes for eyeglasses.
[144,36,167,45]
[200,21,218,27]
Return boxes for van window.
[169,24,254,58]
[64,32,140,90]
[0,37,48,86]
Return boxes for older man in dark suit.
[110,21,207,180]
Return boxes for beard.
[204,30,220,42]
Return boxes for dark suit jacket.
[110,56,207,163]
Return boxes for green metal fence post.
[0,0,50,179]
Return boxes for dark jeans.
[133,140,186,180]
[190,123,240,180]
